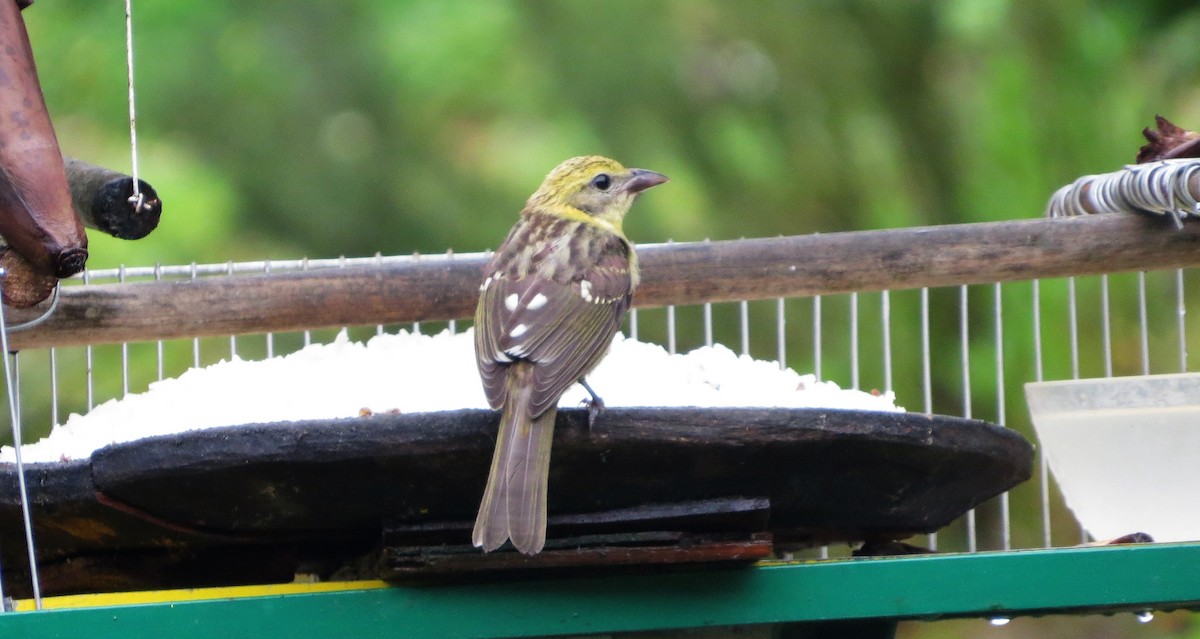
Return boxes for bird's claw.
[577,378,605,430]
[581,395,606,429]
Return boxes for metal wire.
[703,302,713,348]
[81,252,484,282]
[406,254,421,334]
[376,253,387,337]
[881,290,892,392]
[1138,272,1151,375]
[811,296,822,381]
[1068,277,1080,379]
[119,266,129,397]
[154,264,164,381]
[445,250,457,336]
[775,298,785,370]
[667,304,677,355]
[812,293,828,560]
[84,269,95,411]
[739,300,750,356]
[0,277,42,608]
[920,289,932,416]
[2,286,60,333]
[920,287,936,552]
[666,240,677,355]
[264,260,275,358]
[1066,276,1086,544]
[227,261,237,359]
[849,292,860,390]
[703,240,714,348]
[48,348,58,429]
[1100,275,1113,377]
[1177,269,1188,372]
[189,262,201,368]
[959,285,976,552]
[301,258,313,347]
[1032,280,1051,549]
[993,283,1010,551]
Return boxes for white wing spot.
[510,323,528,338]
[527,293,548,310]
[579,280,593,302]
[508,344,528,358]
[504,293,519,311]
[479,275,494,292]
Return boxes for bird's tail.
[473,364,557,555]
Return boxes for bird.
[472,155,668,555]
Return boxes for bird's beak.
[624,169,669,194]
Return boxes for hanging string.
[124,0,145,212]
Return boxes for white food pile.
[0,330,902,464]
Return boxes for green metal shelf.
[3,543,1198,638]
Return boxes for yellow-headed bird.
[473,156,667,554]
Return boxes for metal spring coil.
[1045,158,1200,228]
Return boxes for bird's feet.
[578,378,606,429]
[583,395,605,429]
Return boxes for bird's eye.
[591,174,612,191]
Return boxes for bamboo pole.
[8,214,1200,350]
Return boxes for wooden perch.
[8,213,1200,350]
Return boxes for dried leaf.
[1138,115,1200,162]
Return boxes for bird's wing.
[476,245,632,417]
[475,270,514,409]
[524,252,632,416]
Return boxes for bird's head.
[527,156,667,233]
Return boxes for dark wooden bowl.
[0,407,1032,595]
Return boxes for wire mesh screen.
[3,247,1193,569]
[629,268,1194,555]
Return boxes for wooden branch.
[9,213,1200,350]
[635,212,1200,304]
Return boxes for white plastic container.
[1025,373,1200,543]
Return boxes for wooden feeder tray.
[0,407,1032,596]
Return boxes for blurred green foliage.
[27,1,1200,264]
[7,2,1200,636]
